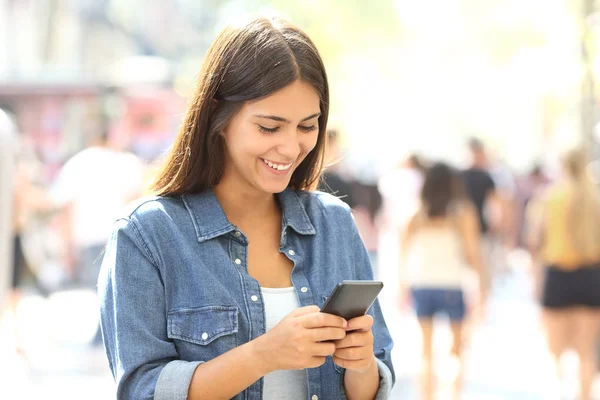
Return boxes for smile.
[261,158,293,171]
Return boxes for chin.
[256,178,292,194]
[261,183,290,194]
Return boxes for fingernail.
[342,319,348,328]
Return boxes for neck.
[213,180,280,226]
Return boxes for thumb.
[289,305,320,317]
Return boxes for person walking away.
[400,162,485,400]
[529,148,600,400]
[461,138,499,304]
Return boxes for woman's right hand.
[251,305,348,374]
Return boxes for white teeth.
[262,158,292,171]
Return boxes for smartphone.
[320,280,384,320]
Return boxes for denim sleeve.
[349,212,396,397]
[98,218,202,400]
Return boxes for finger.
[289,305,320,317]
[346,314,374,331]
[334,331,371,349]
[310,327,346,342]
[302,312,347,329]
[312,341,337,357]
[333,346,369,361]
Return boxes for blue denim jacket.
[98,188,395,400]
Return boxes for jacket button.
[301,287,308,293]
[235,259,241,265]
[288,249,295,256]
[201,332,208,340]
[251,295,258,302]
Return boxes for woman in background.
[400,162,485,400]
[529,148,600,400]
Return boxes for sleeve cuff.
[374,357,394,400]
[154,360,204,400]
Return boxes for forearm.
[468,253,487,298]
[187,339,268,400]
[343,356,379,400]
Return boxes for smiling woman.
[98,15,394,400]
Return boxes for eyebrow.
[252,113,321,123]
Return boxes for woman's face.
[220,80,321,195]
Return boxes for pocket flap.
[167,306,238,346]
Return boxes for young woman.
[98,16,394,400]
[400,163,484,400]
[529,148,600,400]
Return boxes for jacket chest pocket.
[167,306,239,359]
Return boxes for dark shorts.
[12,235,27,288]
[542,265,600,309]
[411,288,466,321]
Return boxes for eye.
[258,125,280,134]
[298,125,318,133]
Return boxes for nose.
[276,128,301,160]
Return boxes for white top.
[0,110,17,303]
[260,286,308,400]
[405,225,469,288]
[51,147,146,247]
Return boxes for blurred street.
[2,253,597,399]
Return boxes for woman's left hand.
[332,314,375,372]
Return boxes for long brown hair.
[150,17,330,196]
[562,148,600,261]
[420,162,466,218]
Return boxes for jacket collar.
[182,188,316,243]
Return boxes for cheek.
[227,133,261,161]
[301,133,320,155]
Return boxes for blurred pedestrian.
[0,109,52,357]
[318,128,355,208]
[0,109,18,323]
[378,153,427,233]
[517,163,549,249]
[487,154,518,275]
[318,128,382,274]
[461,138,498,300]
[400,162,485,400]
[529,148,600,400]
[8,131,56,355]
[98,16,394,400]
[52,126,145,345]
[377,153,426,298]
[52,128,146,288]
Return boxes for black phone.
[320,280,384,320]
